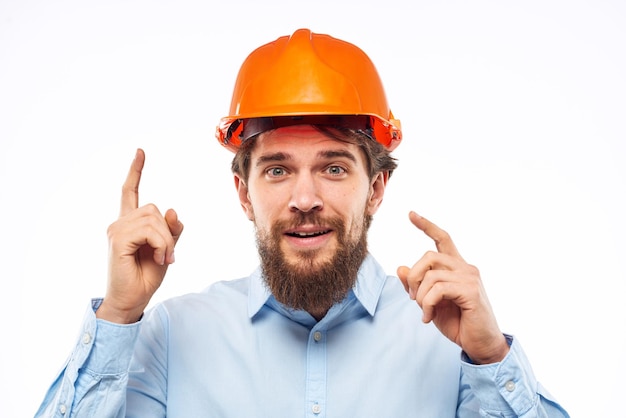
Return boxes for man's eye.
[327,166,346,175]
[267,167,285,176]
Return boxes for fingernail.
[170,251,176,264]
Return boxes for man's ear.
[367,171,389,216]
[234,174,254,221]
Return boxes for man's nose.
[288,174,323,213]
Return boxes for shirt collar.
[247,253,387,319]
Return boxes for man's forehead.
[253,125,362,160]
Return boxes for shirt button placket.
[306,328,326,417]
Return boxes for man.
[36,29,569,417]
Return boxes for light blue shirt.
[36,255,568,417]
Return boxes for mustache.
[273,211,344,232]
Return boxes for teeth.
[293,231,326,237]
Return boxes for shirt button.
[313,331,322,342]
[312,403,322,414]
[59,404,67,414]
[505,380,516,392]
[82,332,92,344]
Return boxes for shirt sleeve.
[458,335,570,417]
[34,299,141,418]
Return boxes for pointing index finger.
[409,211,462,259]
[120,148,145,216]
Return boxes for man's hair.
[231,125,398,181]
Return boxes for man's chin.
[280,258,325,277]
[281,242,335,263]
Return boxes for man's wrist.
[464,334,512,365]
[95,299,144,324]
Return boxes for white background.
[2,1,624,416]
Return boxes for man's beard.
[256,211,371,317]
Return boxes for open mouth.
[285,230,332,238]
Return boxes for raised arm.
[35,149,183,417]
[397,211,569,417]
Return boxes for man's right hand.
[96,149,184,324]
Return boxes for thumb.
[165,208,184,242]
[397,265,410,294]
[164,209,184,264]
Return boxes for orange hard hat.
[216,28,402,152]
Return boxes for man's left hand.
[397,211,509,364]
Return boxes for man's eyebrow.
[255,152,290,167]
[317,150,358,163]
[254,149,358,167]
